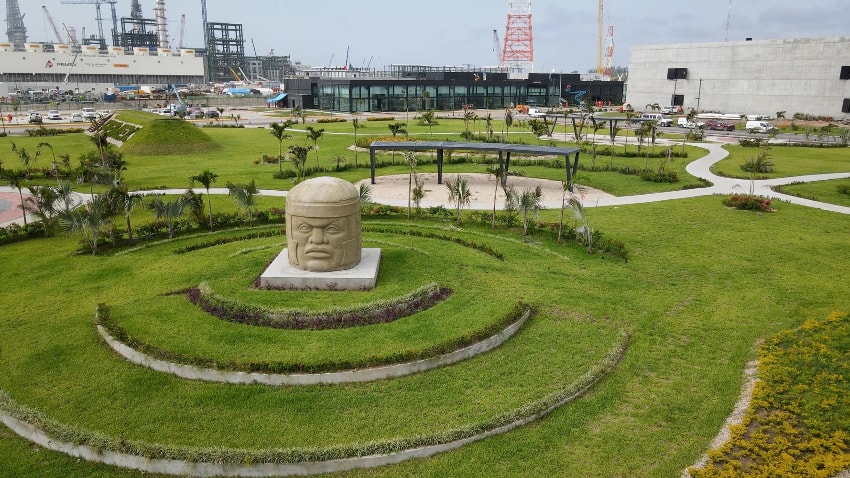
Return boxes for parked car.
[205,110,220,119]
[46,110,62,120]
[745,120,778,133]
[704,119,735,131]
[28,113,43,124]
[82,107,97,120]
[660,106,681,114]
[190,108,205,119]
[677,117,705,129]
[97,110,112,118]
[641,113,673,126]
[70,112,84,122]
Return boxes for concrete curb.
[97,309,531,385]
[0,332,626,477]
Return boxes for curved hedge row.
[187,282,453,330]
[0,328,629,472]
[95,302,531,374]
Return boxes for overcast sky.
[15,0,850,72]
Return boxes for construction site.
[1,0,624,111]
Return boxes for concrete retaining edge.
[97,309,531,385]
[0,341,614,477]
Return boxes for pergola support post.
[437,149,444,184]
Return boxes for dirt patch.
[355,173,613,210]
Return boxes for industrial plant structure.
[627,36,850,118]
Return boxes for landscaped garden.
[1,111,849,477]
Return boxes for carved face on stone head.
[286,177,361,272]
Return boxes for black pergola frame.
[368,141,581,191]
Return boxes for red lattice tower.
[501,0,534,71]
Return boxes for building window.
[842,99,850,113]
[840,66,850,80]
[671,95,684,107]
[667,68,688,80]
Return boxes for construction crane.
[596,0,604,74]
[60,0,118,48]
[492,29,501,66]
[178,13,186,49]
[42,6,66,44]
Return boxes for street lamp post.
[696,78,703,113]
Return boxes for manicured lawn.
[2,112,850,477]
[774,178,850,207]
[711,145,850,179]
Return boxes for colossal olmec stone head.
[286,177,362,272]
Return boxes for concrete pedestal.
[259,248,381,290]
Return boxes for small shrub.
[316,117,347,123]
[722,194,774,212]
[366,116,396,122]
[639,170,679,183]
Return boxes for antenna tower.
[725,0,733,42]
[5,0,29,50]
[501,0,533,72]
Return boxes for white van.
[745,120,777,133]
[641,113,673,126]
[81,107,97,120]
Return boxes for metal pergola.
[368,141,581,191]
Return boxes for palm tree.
[22,185,59,236]
[405,151,417,219]
[421,110,436,139]
[511,186,543,236]
[90,131,109,169]
[623,111,635,154]
[216,107,225,126]
[306,126,325,170]
[58,194,112,255]
[146,196,185,239]
[445,175,472,226]
[190,169,219,231]
[488,163,508,229]
[352,117,362,167]
[36,142,57,182]
[463,110,475,136]
[411,173,426,216]
[270,121,295,174]
[2,169,28,226]
[387,122,407,165]
[226,179,259,226]
[485,113,494,139]
[288,145,312,183]
[504,108,514,142]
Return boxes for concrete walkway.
[2,141,849,228]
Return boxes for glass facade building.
[284,70,624,113]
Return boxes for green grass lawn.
[2,113,850,477]
[774,178,850,207]
[711,145,850,179]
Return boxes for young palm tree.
[226,180,259,226]
[190,169,219,231]
[2,169,28,226]
[387,122,407,165]
[421,110,436,139]
[463,110,475,136]
[58,194,112,255]
[146,196,185,239]
[445,175,472,226]
[90,131,110,169]
[306,126,325,170]
[21,185,59,236]
[288,145,312,183]
[270,121,295,174]
[352,117,362,167]
[485,113,494,139]
[488,163,507,229]
[411,173,426,216]
[405,151,417,219]
[504,108,514,142]
[512,186,543,236]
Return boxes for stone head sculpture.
[286,177,362,272]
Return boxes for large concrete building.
[626,37,850,118]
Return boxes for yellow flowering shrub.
[692,311,850,477]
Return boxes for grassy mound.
[118,111,219,156]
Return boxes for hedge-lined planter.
[0,329,629,476]
[96,302,530,374]
[97,308,531,385]
[187,282,452,330]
